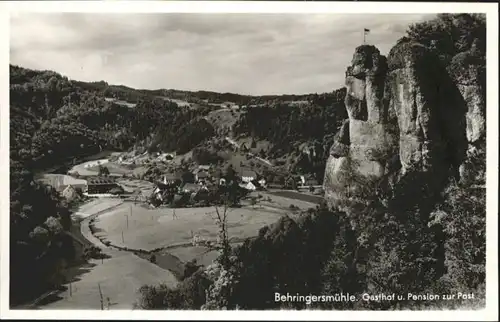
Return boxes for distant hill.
[10,64,348,181]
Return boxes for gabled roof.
[163,172,182,181]
[196,171,210,178]
[87,177,116,185]
[241,170,257,178]
[239,182,256,191]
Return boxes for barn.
[86,177,119,194]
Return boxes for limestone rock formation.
[324,41,476,210]
[447,42,486,182]
[447,42,486,145]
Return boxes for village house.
[240,170,257,183]
[61,185,79,201]
[211,169,226,186]
[181,183,205,194]
[40,174,87,193]
[154,180,179,195]
[181,183,210,201]
[151,181,178,204]
[198,165,211,171]
[86,177,120,194]
[284,176,299,189]
[195,170,210,183]
[304,178,319,187]
[299,175,319,187]
[161,172,182,185]
[251,178,267,190]
[193,165,212,184]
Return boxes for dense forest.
[233,88,348,179]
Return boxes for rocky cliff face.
[324,41,483,210]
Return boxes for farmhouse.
[87,177,119,194]
[181,183,209,201]
[61,185,79,201]
[304,178,319,187]
[195,170,210,183]
[151,181,178,204]
[284,176,299,189]
[40,174,87,193]
[181,183,203,194]
[162,172,182,185]
[197,165,211,171]
[241,170,257,183]
[299,175,319,187]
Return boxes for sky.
[10,13,434,95]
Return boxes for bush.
[136,270,211,309]
[182,259,201,280]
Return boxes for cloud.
[10,13,433,95]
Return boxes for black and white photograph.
[1,1,498,320]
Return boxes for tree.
[181,169,195,184]
[224,164,237,183]
[202,196,239,310]
[98,165,110,177]
[250,197,258,209]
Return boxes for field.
[266,190,324,205]
[116,178,155,195]
[86,161,135,176]
[256,191,319,210]
[73,198,124,220]
[39,184,321,309]
[92,203,288,252]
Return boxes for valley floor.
[38,199,178,310]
